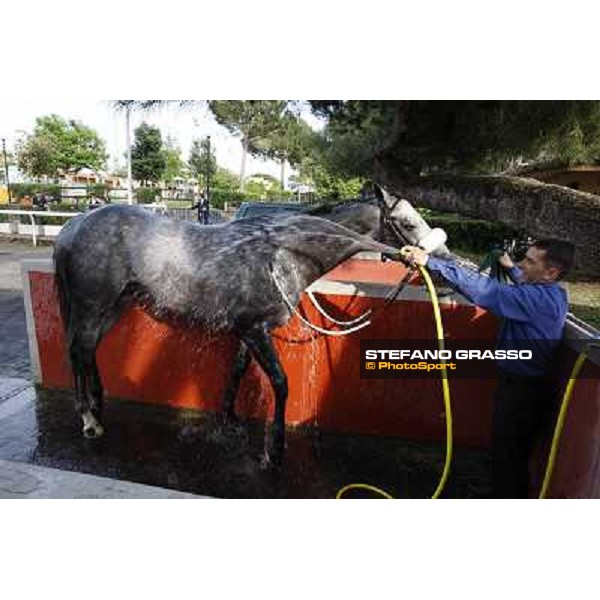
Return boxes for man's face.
[518,246,560,283]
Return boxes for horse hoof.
[82,411,104,439]
[260,451,283,471]
[83,424,104,439]
[259,454,272,470]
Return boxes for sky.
[0,100,324,187]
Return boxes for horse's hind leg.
[69,330,104,439]
[221,341,252,422]
[241,326,288,467]
[69,300,129,438]
[88,360,104,421]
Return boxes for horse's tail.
[53,244,72,347]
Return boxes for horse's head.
[373,184,450,257]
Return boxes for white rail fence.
[0,210,82,246]
[0,204,227,246]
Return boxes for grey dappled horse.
[53,186,443,465]
[220,186,451,426]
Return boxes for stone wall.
[380,172,600,277]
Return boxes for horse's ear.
[373,183,389,204]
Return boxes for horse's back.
[54,205,165,302]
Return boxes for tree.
[253,114,315,189]
[210,166,244,208]
[209,101,288,191]
[309,100,600,177]
[17,135,55,180]
[131,122,165,185]
[16,114,107,180]
[110,157,128,178]
[161,136,184,185]
[189,137,217,189]
[309,101,600,274]
[292,151,364,200]
[244,173,287,200]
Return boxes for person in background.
[192,193,209,225]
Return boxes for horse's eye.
[401,221,416,231]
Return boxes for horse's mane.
[304,197,370,216]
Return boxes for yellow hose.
[336,257,594,499]
[337,265,453,499]
[422,266,453,499]
[538,351,588,499]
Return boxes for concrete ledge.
[0,459,208,499]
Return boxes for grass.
[563,281,600,330]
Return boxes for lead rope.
[271,258,415,338]
[307,289,372,325]
[271,269,373,337]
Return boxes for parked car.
[233,201,314,220]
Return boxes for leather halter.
[375,194,411,247]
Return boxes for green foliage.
[0,201,81,224]
[243,174,285,200]
[10,183,61,200]
[210,189,244,209]
[569,304,600,330]
[11,182,111,205]
[424,212,520,254]
[189,137,217,187]
[16,114,108,179]
[135,186,160,204]
[209,101,288,146]
[212,166,240,191]
[309,101,600,178]
[253,173,279,184]
[48,202,82,212]
[16,136,55,179]
[291,150,364,200]
[252,115,315,164]
[131,122,166,183]
[87,183,108,198]
[161,136,184,184]
[209,101,290,188]
[209,167,244,208]
[165,200,194,209]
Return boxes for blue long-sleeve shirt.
[427,257,568,377]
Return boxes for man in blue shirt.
[402,239,575,498]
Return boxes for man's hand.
[498,252,515,269]
[400,246,429,267]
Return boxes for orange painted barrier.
[22,256,600,496]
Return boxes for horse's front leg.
[241,326,288,467]
[220,341,252,422]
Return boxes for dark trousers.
[492,371,557,499]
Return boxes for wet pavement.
[0,241,53,380]
[0,240,492,499]
[0,383,492,499]
[0,290,31,379]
